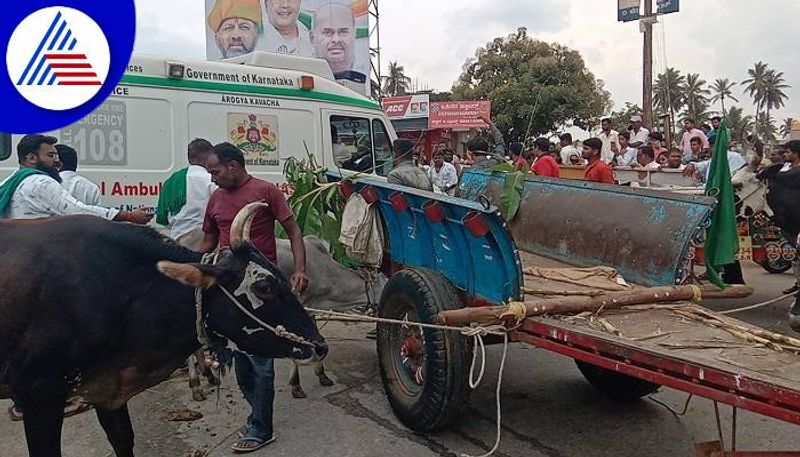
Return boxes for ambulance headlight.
[167,63,185,79]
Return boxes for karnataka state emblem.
[228,113,279,166]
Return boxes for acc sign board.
[382,95,430,120]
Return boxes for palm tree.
[653,67,685,126]
[755,112,778,141]
[382,61,411,97]
[741,61,769,121]
[763,69,790,123]
[726,106,754,141]
[710,78,738,116]
[682,73,711,122]
[782,118,795,138]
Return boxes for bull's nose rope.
[305,307,511,457]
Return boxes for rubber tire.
[760,259,792,274]
[575,360,659,402]
[376,268,471,432]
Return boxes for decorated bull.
[0,205,328,457]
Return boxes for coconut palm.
[755,112,778,141]
[710,78,738,116]
[682,73,711,122]
[741,61,769,121]
[781,118,794,138]
[382,61,411,97]
[653,67,685,125]
[763,69,790,123]
[726,106,754,142]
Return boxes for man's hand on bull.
[116,209,154,225]
[291,271,310,295]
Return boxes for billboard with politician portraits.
[205,0,370,95]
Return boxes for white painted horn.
[230,202,270,244]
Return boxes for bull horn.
[230,202,270,244]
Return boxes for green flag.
[703,121,739,287]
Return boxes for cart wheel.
[760,259,792,274]
[575,360,659,402]
[376,268,471,432]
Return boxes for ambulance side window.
[330,115,373,173]
[0,133,10,160]
[372,120,393,177]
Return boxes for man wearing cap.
[261,0,313,56]
[208,0,262,59]
[628,115,649,149]
[0,134,152,223]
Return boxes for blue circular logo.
[0,0,135,133]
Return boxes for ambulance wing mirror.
[0,133,10,161]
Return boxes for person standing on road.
[558,133,580,165]
[582,138,615,184]
[197,142,309,453]
[56,144,101,206]
[615,132,638,167]
[427,149,459,196]
[758,141,800,298]
[531,137,559,178]
[680,119,709,163]
[628,115,649,149]
[156,139,218,247]
[386,139,433,191]
[0,134,152,223]
[598,118,620,165]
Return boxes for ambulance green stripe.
[119,75,381,111]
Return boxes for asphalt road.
[2,262,798,457]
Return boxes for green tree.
[682,73,711,122]
[451,27,611,140]
[653,67,685,125]
[607,102,642,131]
[382,61,411,96]
[710,78,738,116]
[763,69,790,125]
[782,117,795,138]
[725,106,753,142]
[741,61,769,122]
[755,112,778,141]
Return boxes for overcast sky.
[134,0,797,122]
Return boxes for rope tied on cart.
[305,307,512,457]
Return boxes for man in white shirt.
[598,118,620,165]
[56,144,101,205]
[615,132,638,167]
[628,115,650,149]
[262,0,313,56]
[156,139,218,247]
[426,150,458,196]
[558,133,580,165]
[0,134,152,223]
[636,146,661,170]
[683,146,747,183]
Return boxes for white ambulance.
[0,52,396,210]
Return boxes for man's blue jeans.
[234,352,275,441]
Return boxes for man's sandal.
[230,436,275,453]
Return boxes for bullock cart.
[328,169,800,450]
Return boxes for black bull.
[0,214,327,457]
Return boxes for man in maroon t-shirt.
[198,142,308,453]
[582,138,615,184]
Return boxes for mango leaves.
[279,156,350,262]
[499,171,524,221]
